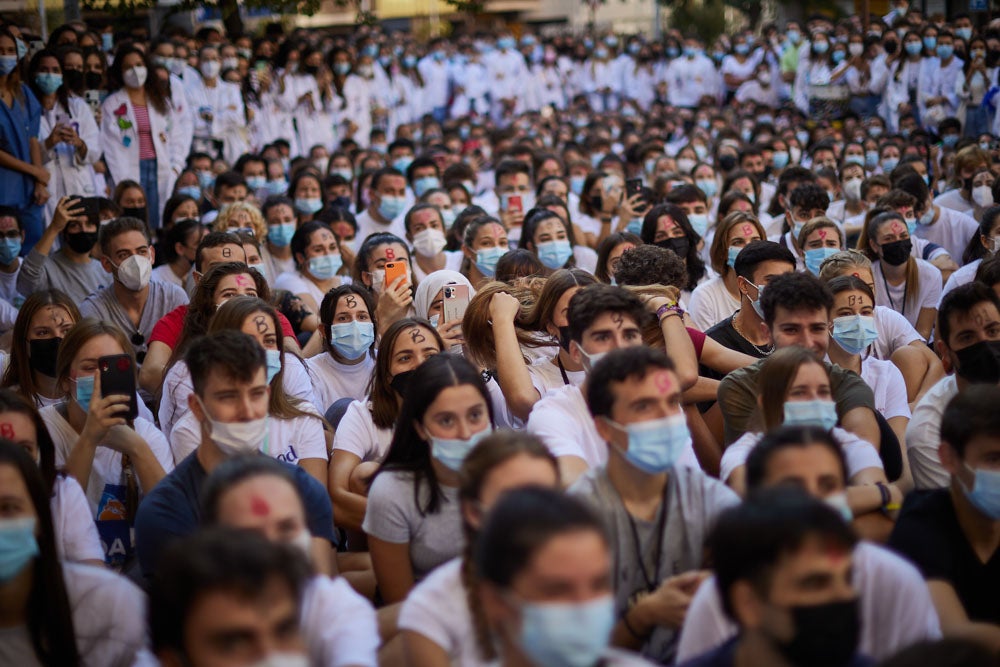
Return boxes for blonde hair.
[214,201,267,239]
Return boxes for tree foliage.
[667,0,727,47]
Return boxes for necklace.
[731,312,774,356]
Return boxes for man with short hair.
[718,271,880,447]
[80,217,189,362]
[355,167,408,242]
[775,183,829,268]
[572,346,738,663]
[677,488,874,667]
[907,282,1000,489]
[17,196,110,303]
[527,284,697,485]
[890,386,1000,650]
[405,156,442,198]
[704,240,797,355]
[485,159,534,247]
[135,331,337,578]
[149,528,310,667]
[676,425,941,662]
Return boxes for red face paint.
[0,423,14,439]
[742,224,753,238]
[235,274,250,287]
[250,495,270,516]
[818,229,828,240]
[653,371,673,394]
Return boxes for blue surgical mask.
[727,245,742,268]
[0,518,38,583]
[177,186,202,200]
[329,320,375,360]
[688,213,709,238]
[475,246,507,277]
[307,253,343,280]
[429,429,490,471]
[268,222,296,248]
[881,157,899,172]
[392,156,414,173]
[0,56,18,76]
[441,208,457,229]
[569,175,586,196]
[865,150,879,168]
[248,263,266,279]
[745,280,765,319]
[378,195,407,221]
[772,151,790,170]
[265,349,281,384]
[197,171,216,189]
[696,179,718,198]
[536,239,573,269]
[784,399,838,430]
[625,218,643,235]
[73,374,95,409]
[34,72,63,95]
[519,595,616,667]
[939,43,955,59]
[413,176,441,197]
[266,179,289,196]
[961,465,1000,520]
[831,314,878,355]
[0,237,20,264]
[246,175,267,191]
[905,41,923,56]
[294,197,323,215]
[923,36,937,51]
[804,247,841,275]
[606,412,692,474]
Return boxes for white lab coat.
[183,75,247,164]
[342,74,374,148]
[40,95,100,218]
[99,89,182,219]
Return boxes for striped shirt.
[133,104,156,159]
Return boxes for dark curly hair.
[613,244,689,291]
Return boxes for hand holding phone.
[442,284,470,324]
[99,354,138,422]
[384,261,409,289]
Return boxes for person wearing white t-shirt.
[405,204,463,284]
[272,220,351,326]
[0,443,150,666]
[528,285,698,487]
[675,427,940,663]
[201,455,380,667]
[863,211,942,340]
[43,322,174,567]
[330,318,443,532]
[940,206,1000,302]
[354,168,409,243]
[400,430,561,667]
[306,285,378,413]
[908,282,1000,490]
[687,213,764,330]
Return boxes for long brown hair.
[523,268,597,338]
[2,290,80,403]
[366,318,444,429]
[757,347,829,431]
[856,210,920,315]
[458,431,558,661]
[208,297,317,423]
[462,281,544,371]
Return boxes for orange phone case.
[384,261,408,288]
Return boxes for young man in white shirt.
[355,167,408,242]
[676,425,941,662]
[572,345,739,664]
[527,284,698,486]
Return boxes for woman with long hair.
[157,262,269,438]
[28,47,99,220]
[364,353,495,603]
[857,209,941,340]
[459,216,510,288]
[687,211,765,330]
[42,318,173,567]
[274,220,347,326]
[0,29,48,248]
[330,317,444,533]
[399,431,560,665]
[640,202,708,297]
[0,440,148,664]
[2,290,80,407]
[100,44,180,230]
[352,231,416,334]
[0,388,103,564]
[594,231,641,284]
[720,347,907,515]
[169,296,328,486]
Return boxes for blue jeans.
[140,158,160,230]
[965,105,990,138]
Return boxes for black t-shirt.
[134,451,337,578]
[698,314,771,386]
[889,489,1000,624]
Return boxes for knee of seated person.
[325,397,355,430]
[349,461,379,495]
[890,344,928,376]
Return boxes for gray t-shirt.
[79,280,189,359]
[362,470,462,581]
[570,465,739,664]
[16,248,110,304]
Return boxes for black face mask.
[84,71,102,90]
[954,339,1000,385]
[773,598,860,667]
[302,64,319,76]
[883,40,899,55]
[122,207,147,222]
[988,48,1000,68]
[63,69,84,93]
[718,154,738,171]
[655,236,690,259]
[331,195,351,209]
[390,370,414,397]
[64,230,98,254]
[879,238,911,266]
[28,337,62,378]
[588,194,603,212]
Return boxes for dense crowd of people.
[0,4,999,667]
